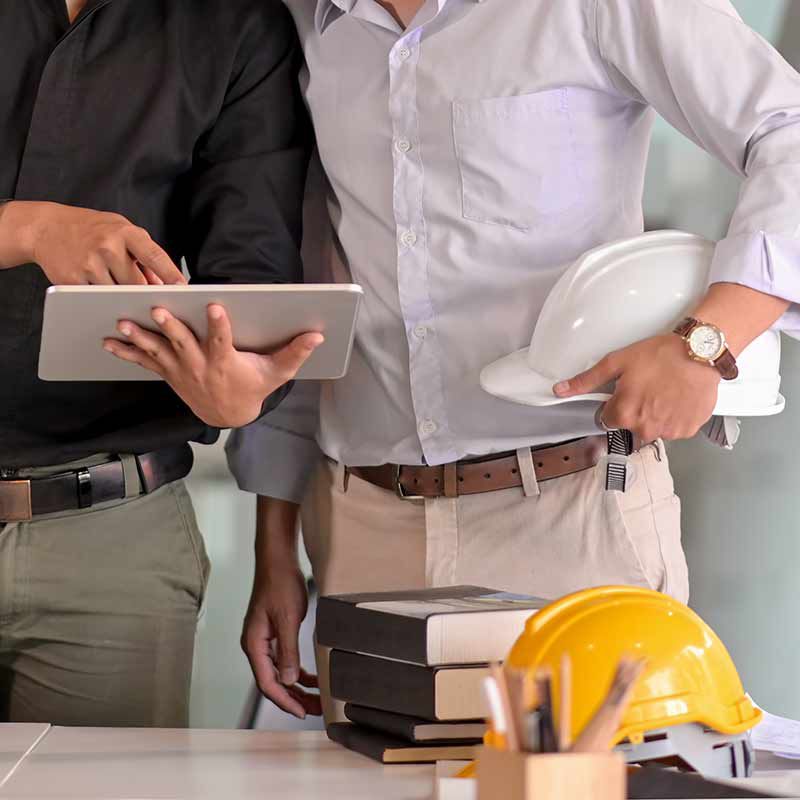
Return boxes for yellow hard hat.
[506,586,761,746]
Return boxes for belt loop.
[336,462,350,494]
[443,463,458,498]
[77,469,93,509]
[516,448,540,498]
[120,454,142,499]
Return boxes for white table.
[0,725,49,790]
[0,728,433,799]
[1,726,800,799]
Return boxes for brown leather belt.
[0,444,194,523]
[348,435,617,500]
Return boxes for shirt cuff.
[225,422,322,504]
[710,231,800,335]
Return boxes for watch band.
[714,349,739,381]
[673,317,739,381]
[674,317,696,338]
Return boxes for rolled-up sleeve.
[595,0,800,333]
[226,380,322,503]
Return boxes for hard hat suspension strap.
[605,429,634,492]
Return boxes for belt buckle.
[0,480,33,522]
[395,466,424,501]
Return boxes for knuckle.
[605,401,626,425]
[601,352,618,371]
[97,233,121,251]
[640,426,659,443]
[143,244,163,263]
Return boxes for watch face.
[688,325,724,360]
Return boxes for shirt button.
[420,419,438,436]
[398,46,412,60]
[413,325,427,340]
[396,139,412,154]
[401,230,417,248]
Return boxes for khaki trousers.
[0,462,210,727]
[300,442,688,723]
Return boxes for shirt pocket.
[452,88,583,232]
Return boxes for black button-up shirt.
[1,0,309,468]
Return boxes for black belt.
[0,444,194,523]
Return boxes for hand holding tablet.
[39,284,363,428]
[105,304,323,428]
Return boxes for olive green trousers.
[0,460,209,727]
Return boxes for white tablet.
[38,284,363,382]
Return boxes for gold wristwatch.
[673,317,739,380]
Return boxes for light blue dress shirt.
[228,0,800,502]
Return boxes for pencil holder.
[476,747,626,800]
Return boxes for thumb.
[274,614,302,686]
[265,332,324,381]
[553,354,622,398]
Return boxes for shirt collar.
[314,0,350,35]
[315,0,489,35]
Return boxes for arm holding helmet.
[556,284,789,442]
[556,0,800,442]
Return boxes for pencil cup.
[476,747,626,800]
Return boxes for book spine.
[330,651,436,719]
[344,704,416,742]
[316,598,430,663]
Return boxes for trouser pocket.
[170,480,211,612]
[610,444,689,602]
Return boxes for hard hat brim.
[480,348,611,407]
[482,349,788,417]
[715,391,785,417]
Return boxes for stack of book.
[317,585,547,764]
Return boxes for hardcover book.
[330,650,490,721]
[327,723,478,764]
[344,704,485,743]
[317,585,547,666]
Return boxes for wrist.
[257,547,301,575]
[692,283,790,357]
[673,317,738,381]
[0,200,48,265]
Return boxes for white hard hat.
[481,231,785,418]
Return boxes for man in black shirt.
[0,0,315,726]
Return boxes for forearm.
[693,282,790,356]
[0,200,39,268]
[254,495,301,578]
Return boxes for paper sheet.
[753,708,800,759]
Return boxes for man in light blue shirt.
[228,0,800,720]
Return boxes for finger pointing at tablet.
[0,201,185,286]
[122,226,185,286]
[104,305,324,428]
